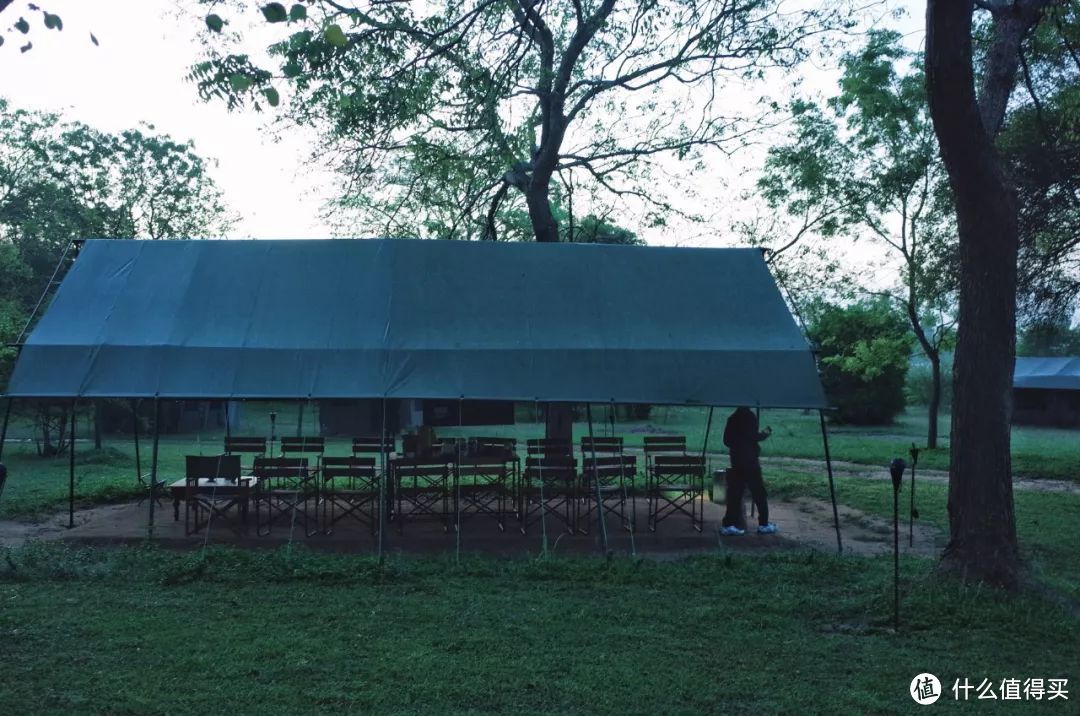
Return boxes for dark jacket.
[723,407,769,466]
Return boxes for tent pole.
[378,396,387,564]
[585,403,609,556]
[224,400,231,443]
[68,400,76,528]
[613,400,636,554]
[131,400,142,486]
[0,398,12,507]
[455,396,463,564]
[149,398,161,536]
[0,397,13,463]
[701,406,714,531]
[819,410,842,554]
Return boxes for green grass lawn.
[767,469,1080,602]
[0,544,1077,714]
[1,404,1077,712]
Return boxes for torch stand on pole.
[889,457,906,632]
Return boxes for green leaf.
[43,12,62,31]
[263,87,280,107]
[20,41,32,53]
[0,36,4,47]
[90,33,99,46]
[15,17,30,34]
[324,23,347,47]
[205,14,224,33]
[261,3,288,23]
[229,74,252,92]
[283,61,302,78]
[289,4,307,22]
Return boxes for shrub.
[806,298,911,424]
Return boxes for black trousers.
[722,461,769,528]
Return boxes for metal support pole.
[585,404,609,556]
[0,397,13,463]
[68,401,76,528]
[131,400,142,486]
[889,458,905,632]
[0,397,12,506]
[893,477,900,630]
[909,444,920,548]
[224,400,231,443]
[701,406,714,531]
[819,410,842,554]
[378,396,387,563]
[149,398,161,535]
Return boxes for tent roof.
[6,239,826,407]
[1014,356,1080,391]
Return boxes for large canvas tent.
[1013,356,1080,427]
[6,239,826,407]
[1,238,840,554]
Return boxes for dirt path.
[760,455,1080,493]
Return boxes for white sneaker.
[720,525,745,536]
[757,523,778,535]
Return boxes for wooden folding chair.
[647,455,706,532]
[392,459,451,533]
[321,456,378,535]
[224,436,267,475]
[455,457,513,530]
[579,454,636,533]
[253,456,318,537]
[184,454,245,536]
[280,436,325,469]
[353,435,395,519]
[520,456,578,535]
[526,438,573,458]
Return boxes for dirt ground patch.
[0,495,939,559]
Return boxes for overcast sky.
[0,0,924,249]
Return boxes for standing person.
[720,406,778,535]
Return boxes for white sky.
[0,0,925,249]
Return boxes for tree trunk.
[927,352,941,450]
[545,402,574,447]
[526,183,560,243]
[926,0,1025,587]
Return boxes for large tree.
[192,0,859,441]
[758,30,957,446]
[1002,3,1080,324]
[924,0,1056,587]
[191,0,859,243]
[0,99,234,453]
